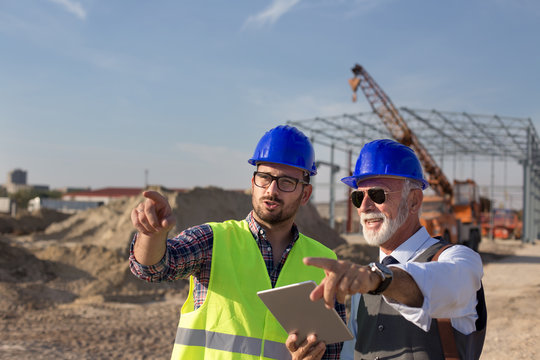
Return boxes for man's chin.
[255,209,283,225]
[363,233,388,246]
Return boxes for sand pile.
[0,187,348,314]
[0,236,67,313]
[39,186,345,252]
[165,186,346,249]
[0,208,71,235]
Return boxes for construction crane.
[348,64,453,199]
[348,64,482,250]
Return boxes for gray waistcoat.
[354,242,486,360]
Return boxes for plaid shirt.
[130,211,345,359]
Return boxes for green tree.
[9,188,61,209]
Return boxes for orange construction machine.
[349,64,482,251]
[482,208,522,240]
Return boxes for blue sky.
[1,0,539,197]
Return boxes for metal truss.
[399,108,539,164]
[288,109,540,242]
[290,109,539,165]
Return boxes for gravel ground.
[2,236,538,359]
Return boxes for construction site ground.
[0,188,538,359]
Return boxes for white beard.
[361,200,409,246]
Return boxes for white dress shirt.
[341,227,483,359]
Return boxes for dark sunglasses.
[351,188,401,207]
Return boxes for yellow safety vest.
[170,219,336,359]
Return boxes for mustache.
[360,212,385,224]
[261,195,283,204]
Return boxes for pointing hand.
[303,257,377,308]
[131,190,176,237]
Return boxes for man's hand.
[303,257,379,309]
[131,191,176,266]
[286,333,326,360]
[131,190,176,237]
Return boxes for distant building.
[4,169,49,194]
[5,168,28,193]
[32,184,50,192]
[56,186,92,194]
[8,169,27,185]
[61,187,144,204]
[61,186,188,205]
[0,197,13,214]
[28,197,103,214]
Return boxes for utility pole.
[315,154,340,230]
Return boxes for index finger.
[142,190,167,203]
[303,257,338,271]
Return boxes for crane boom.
[349,64,453,198]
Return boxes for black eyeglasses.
[253,171,308,192]
[351,188,401,207]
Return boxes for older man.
[288,139,486,360]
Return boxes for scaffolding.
[288,109,540,243]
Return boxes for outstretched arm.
[304,257,423,308]
[131,190,176,266]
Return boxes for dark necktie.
[381,255,399,266]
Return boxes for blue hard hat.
[248,125,317,176]
[341,139,429,189]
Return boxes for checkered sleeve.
[129,224,213,282]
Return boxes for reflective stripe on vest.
[175,327,290,359]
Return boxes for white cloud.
[243,0,391,29]
[47,0,87,20]
[244,0,302,28]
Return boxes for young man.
[129,125,345,359]
[288,139,486,360]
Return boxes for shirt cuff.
[129,233,169,276]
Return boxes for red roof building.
[62,187,187,204]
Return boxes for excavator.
[348,64,482,251]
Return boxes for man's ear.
[301,184,313,205]
[408,189,423,214]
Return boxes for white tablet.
[257,280,353,345]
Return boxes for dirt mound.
[0,236,55,283]
[0,236,63,313]
[165,186,346,249]
[0,208,71,235]
[1,187,348,313]
[41,186,345,250]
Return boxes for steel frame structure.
[288,109,540,243]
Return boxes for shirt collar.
[378,226,438,263]
[246,211,300,244]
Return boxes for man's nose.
[265,179,280,194]
[357,192,375,212]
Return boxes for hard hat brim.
[341,174,429,189]
[248,159,317,176]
